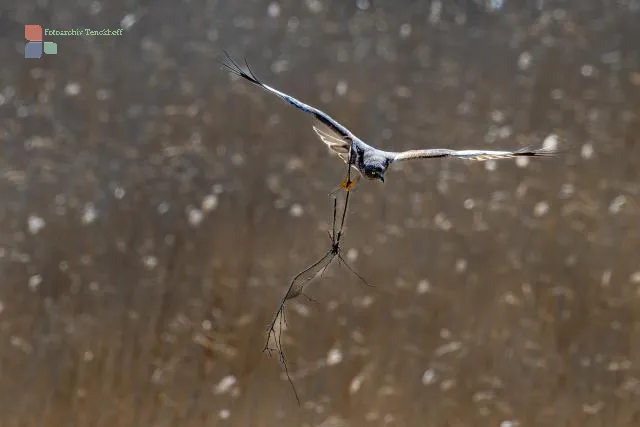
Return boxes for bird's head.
[363,158,389,182]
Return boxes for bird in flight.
[220,51,556,187]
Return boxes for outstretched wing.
[312,126,351,162]
[391,146,557,162]
[220,50,357,141]
[312,126,362,177]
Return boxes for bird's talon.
[340,179,356,191]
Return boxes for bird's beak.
[379,176,384,183]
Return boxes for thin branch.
[262,141,374,405]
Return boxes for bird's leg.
[338,141,358,191]
[329,169,359,195]
[339,141,360,194]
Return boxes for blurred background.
[1,0,639,426]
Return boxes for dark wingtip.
[536,146,566,156]
[219,50,261,85]
[514,145,562,157]
[518,133,572,157]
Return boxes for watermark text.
[43,28,124,36]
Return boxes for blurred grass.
[1,0,640,426]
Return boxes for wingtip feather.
[219,50,261,85]
[515,146,561,157]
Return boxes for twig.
[262,142,373,405]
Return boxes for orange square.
[25,25,42,41]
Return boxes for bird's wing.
[312,126,363,177]
[390,146,557,162]
[220,50,358,142]
[312,126,351,162]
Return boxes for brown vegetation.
[1,1,639,425]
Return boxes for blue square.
[25,41,42,58]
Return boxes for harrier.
[220,51,555,187]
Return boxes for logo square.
[43,42,57,54]
[25,24,42,41]
[25,41,43,58]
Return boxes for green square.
[43,42,57,54]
